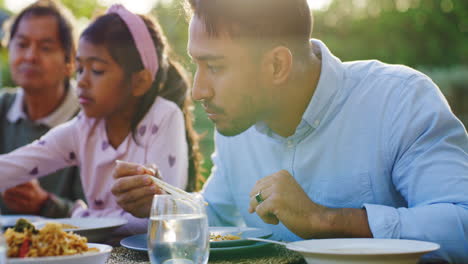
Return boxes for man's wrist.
[323,208,373,238]
[301,205,338,238]
[316,207,343,237]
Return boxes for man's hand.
[2,179,49,215]
[111,160,162,218]
[248,170,372,239]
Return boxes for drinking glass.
[147,194,209,264]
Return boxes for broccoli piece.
[13,218,38,234]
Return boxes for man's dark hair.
[186,0,312,58]
[4,0,76,89]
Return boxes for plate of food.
[4,219,112,264]
[32,217,128,242]
[0,215,44,230]
[7,243,112,264]
[120,226,273,251]
[284,238,440,264]
[209,226,272,248]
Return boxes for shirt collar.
[255,39,345,136]
[301,39,345,128]
[7,86,80,127]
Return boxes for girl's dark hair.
[81,13,204,191]
[186,0,312,60]
[5,0,76,89]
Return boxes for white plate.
[1,215,45,229]
[287,238,440,264]
[120,233,272,256]
[120,226,272,251]
[209,226,272,248]
[33,217,128,242]
[7,243,112,264]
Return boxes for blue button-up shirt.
[202,39,468,263]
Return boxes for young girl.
[0,4,203,235]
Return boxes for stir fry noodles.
[4,218,95,258]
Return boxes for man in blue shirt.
[112,0,468,262]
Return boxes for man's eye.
[16,42,28,49]
[41,46,53,52]
[92,70,104,75]
[207,65,223,74]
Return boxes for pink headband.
[106,4,159,81]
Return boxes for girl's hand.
[111,160,162,218]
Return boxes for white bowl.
[33,217,128,242]
[7,243,112,264]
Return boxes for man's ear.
[262,46,293,85]
[131,69,153,97]
[64,60,75,78]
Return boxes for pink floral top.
[0,97,188,235]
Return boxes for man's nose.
[192,70,213,101]
[24,46,39,61]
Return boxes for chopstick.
[149,174,209,206]
[115,160,208,205]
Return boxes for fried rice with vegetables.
[4,218,93,258]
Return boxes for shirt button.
[287,140,294,148]
[314,120,320,128]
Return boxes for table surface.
[106,244,307,264]
[106,245,450,264]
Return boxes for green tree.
[152,0,191,70]
[313,0,468,67]
[0,5,11,88]
[61,0,103,19]
[153,0,214,177]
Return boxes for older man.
[0,0,85,217]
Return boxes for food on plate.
[59,223,79,229]
[209,233,241,241]
[4,218,97,258]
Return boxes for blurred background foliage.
[1,0,467,178]
[314,0,468,67]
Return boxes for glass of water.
[147,194,209,264]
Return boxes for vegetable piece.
[13,218,38,234]
[18,238,30,258]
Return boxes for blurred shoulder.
[0,87,19,101]
[0,88,20,112]
[344,59,428,82]
[342,60,436,100]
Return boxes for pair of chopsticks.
[115,160,207,206]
